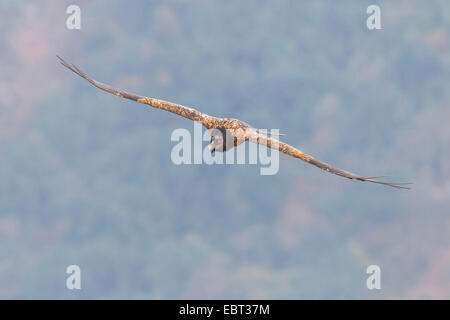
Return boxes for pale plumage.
[58,56,410,189]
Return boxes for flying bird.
[57,56,410,189]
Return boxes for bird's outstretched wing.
[246,129,411,189]
[57,56,206,122]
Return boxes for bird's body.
[57,56,410,189]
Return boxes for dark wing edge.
[57,55,143,102]
[248,131,411,189]
[57,56,206,122]
[307,157,412,189]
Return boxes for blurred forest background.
[0,0,449,299]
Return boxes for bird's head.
[208,128,236,153]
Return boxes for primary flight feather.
[57,56,410,189]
